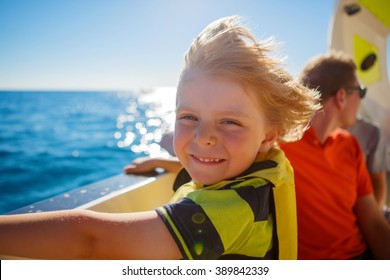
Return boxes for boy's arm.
[124,157,182,174]
[0,210,182,259]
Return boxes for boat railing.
[7,170,176,215]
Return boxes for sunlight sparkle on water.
[115,87,176,157]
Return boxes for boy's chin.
[190,174,224,186]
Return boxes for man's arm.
[370,171,388,210]
[355,194,390,259]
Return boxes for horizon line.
[0,86,177,92]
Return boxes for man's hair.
[178,16,321,142]
[299,51,357,103]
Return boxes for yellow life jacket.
[171,147,297,260]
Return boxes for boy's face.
[174,69,274,185]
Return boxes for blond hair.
[178,16,321,142]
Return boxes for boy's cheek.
[172,130,186,151]
[174,125,193,140]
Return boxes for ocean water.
[0,88,176,214]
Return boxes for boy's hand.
[123,157,159,174]
[124,157,182,174]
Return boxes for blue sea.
[0,88,176,214]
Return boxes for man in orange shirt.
[281,51,390,259]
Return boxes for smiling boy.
[125,16,320,259]
[174,69,275,185]
[0,16,320,260]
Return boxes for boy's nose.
[194,123,217,146]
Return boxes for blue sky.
[0,0,335,90]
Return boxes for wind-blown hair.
[178,16,321,142]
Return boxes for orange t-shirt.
[280,127,373,259]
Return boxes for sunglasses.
[344,85,367,99]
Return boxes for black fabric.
[173,168,192,191]
[162,198,225,259]
[235,184,272,222]
[269,188,279,260]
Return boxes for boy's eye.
[179,114,198,121]
[221,119,241,126]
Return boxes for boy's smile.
[191,155,224,164]
[173,69,274,185]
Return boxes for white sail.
[330,0,390,165]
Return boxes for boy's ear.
[258,129,279,153]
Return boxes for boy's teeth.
[196,156,221,162]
